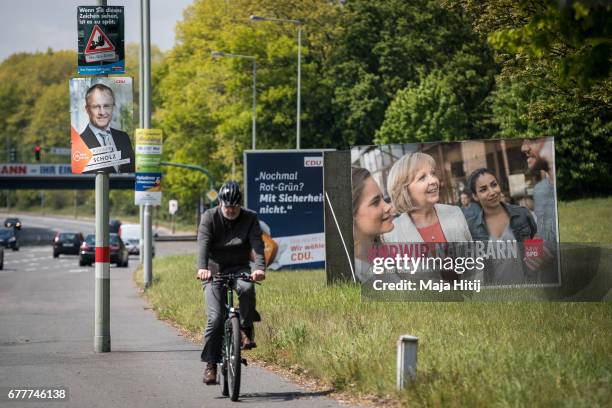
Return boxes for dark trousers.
[200,271,257,363]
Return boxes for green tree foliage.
[461,0,612,197]
[0,50,75,156]
[329,0,496,146]
[376,42,496,143]
[156,0,504,214]
[155,0,342,216]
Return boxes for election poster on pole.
[135,129,162,206]
[77,5,125,75]
[69,77,135,174]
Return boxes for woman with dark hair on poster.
[383,152,472,244]
[352,167,394,282]
[467,168,537,284]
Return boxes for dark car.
[4,217,22,230]
[79,233,129,267]
[53,232,84,257]
[109,219,122,234]
[0,228,19,251]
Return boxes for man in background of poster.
[80,83,135,173]
[460,190,480,219]
[521,137,557,282]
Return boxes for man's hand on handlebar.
[197,268,212,281]
[251,269,265,282]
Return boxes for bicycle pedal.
[241,358,248,366]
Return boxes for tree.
[460,0,612,197]
[376,42,496,143]
[155,0,342,217]
[327,0,494,146]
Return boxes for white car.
[120,223,155,257]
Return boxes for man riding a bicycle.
[196,181,266,385]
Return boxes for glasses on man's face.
[87,104,114,112]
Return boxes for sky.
[0,0,195,61]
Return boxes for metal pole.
[144,204,152,286]
[139,0,144,129]
[143,0,153,287]
[296,25,301,150]
[94,0,110,353]
[5,131,8,211]
[94,173,110,352]
[139,0,145,264]
[252,60,257,150]
[139,205,144,263]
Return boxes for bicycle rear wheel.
[228,315,241,401]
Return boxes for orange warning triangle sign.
[85,25,115,54]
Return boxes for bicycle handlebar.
[197,271,262,284]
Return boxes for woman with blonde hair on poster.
[352,167,394,282]
[383,152,472,244]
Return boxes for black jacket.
[79,126,135,173]
[467,202,537,242]
[197,207,265,273]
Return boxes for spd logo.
[524,238,544,259]
[72,151,89,162]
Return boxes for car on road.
[120,223,155,257]
[53,232,84,257]
[4,217,22,230]
[0,228,19,251]
[79,233,129,267]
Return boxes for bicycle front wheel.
[228,315,241,401]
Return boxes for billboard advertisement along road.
[244,150,332,269]
[350,138,561,293]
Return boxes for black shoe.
[240,328,256,349]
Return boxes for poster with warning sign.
[77,5,124,75]
[69,77,135,174]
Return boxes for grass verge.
[134,198,612,407]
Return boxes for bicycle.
[214,271,259,401]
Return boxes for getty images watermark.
[362,240,548,297]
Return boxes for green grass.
[558,197,612,243]
[134,198,612,406]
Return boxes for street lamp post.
[249,15,302,150]
[211,51,257,150]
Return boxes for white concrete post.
[397,334,418,390]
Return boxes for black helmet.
[218,181,242,206]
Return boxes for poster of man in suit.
[70,77,135,173]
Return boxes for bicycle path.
[0,244,352,408]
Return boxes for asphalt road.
[0,215,346,408]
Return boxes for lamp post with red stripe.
[94,172,110,352]
[93,0,111,353]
